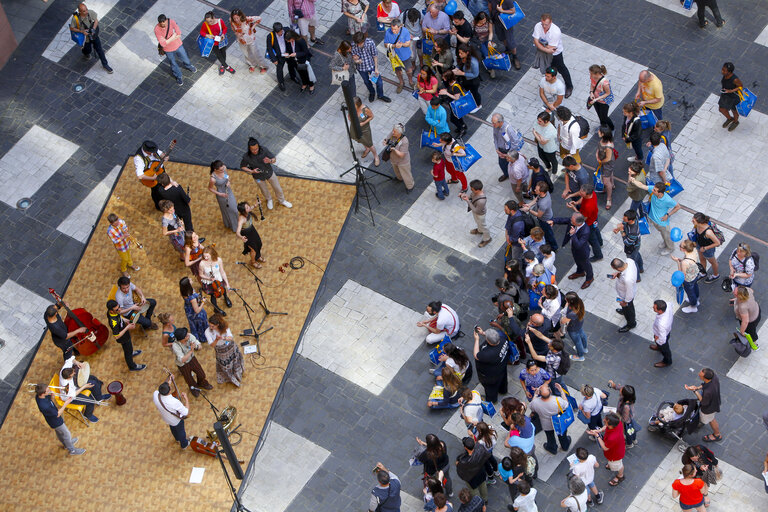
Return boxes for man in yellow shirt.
[635,70,665,119]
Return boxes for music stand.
[237,262,287,334]
[339,104,393,226]
[229,287,263,356]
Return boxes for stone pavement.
[1,0,768,510]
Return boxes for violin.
[210,279,225,298]
[48,288,109,356]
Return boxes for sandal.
[609,476,625,486]
[605,200,612,210]
[251,262,263,269]
[249,66,255,73]
[260,67,268,74]
[703,434,723,442]
[257,257,266,263]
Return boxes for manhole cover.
[73,83,85,93]
[16,197,31,210]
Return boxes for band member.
[106,300,147,372]
[240,137,292,210]
[134,140,168,210]
[183,232,204,284]
[153,379,190,449]
[171,327,212,397]
[34,383,85,455]
[179,277,208,342]
[160,200,186,257]
[107,213,140,278]
[115,276,158,330]
[198,246,232,316]
[205,313,244,387]
[236,201,266,268]
[60,357,110,423]
[45,303,84,360]
[156,172,194,232]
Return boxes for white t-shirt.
[435,305,460,336]
[463,391,484,424]
[532,21,563,55]
[133,149,164,177]
[539,76,565,104]
[205,327,234,345]
[513,488,538,512]
[560,117,584,153]
[572,454,597,485]
[60,357,77,399]
[114,282,137,309]
[581,389,604,416]
[563,489,589,512]
[542,253,556,275]
[153,390,188,426]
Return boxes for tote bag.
[498,2,525,29]
[552,397,574,436]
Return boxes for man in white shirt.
[134,140,168,210]
[611,258,638,333]
[651,299,674,367]
[59,356,109,423]
[153,380,190,449]
[556,106,585,163]
[538,67,565,113]
[532,13,573,97]
[416,300,460,344]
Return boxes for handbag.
[593,166,605,193]
[386,29,404,71]
[70,14,86,46]
[665,178,684,197]
[450,88,478,119]
[481,401,497,417]
[482,45,512,71]
[451,142,482,172]
[552,396,574,436]
[736,87,757,117]
[498,2,525,29]
[428,334,452,365]
[577,410,589,424]
[420,127,442,149]
[683,0,694,9]
[639,108,658,129]
[331,69,349,86]
[158,21,170,56]
[422,33,435,61]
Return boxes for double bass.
[48,288,109,356]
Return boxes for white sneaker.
[266,199,274,210]
[280,200,293,208]
[627,156,638,162]
[69,448,86,455]
[660,248,673,256]
[682,306,698,313]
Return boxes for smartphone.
[606,274,614,279]
[474,325,480,333]
[240,341,250,346]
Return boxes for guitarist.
[134,140,169,210]
[44,303,86,361]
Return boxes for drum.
[107,380,126,406]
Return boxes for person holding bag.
[285,30,315,94]
[200,11,234,75]
[622,102,643,162]
[155,14,196,85]
[587,64,614,131]
[330,41,356,95]
[608,380,639,447]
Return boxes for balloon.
[445,0,458,15]
[671,270,685,288]
[670,227,682,242]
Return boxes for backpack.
[521,212,536,236]
[557,347,571,375]
[730,334,751,357]
[731,249,760,272]
[708,223,725,244]
[569,116,590,139]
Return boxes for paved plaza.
[1,0,768,510]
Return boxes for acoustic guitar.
[141,139,177,187]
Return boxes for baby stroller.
[647,398,700,450]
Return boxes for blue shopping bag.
[577,409,590,424]
[197,35,215,57]
[638,215,651,235]
[377,22,386,32]
[481,400,497,417]
[71,31,85,46]
[450,92,478,119]
[483,51,511,71]
[639,108,658,129]
[508,338,520,363]
[451,143,482,172]
[420,128,442,149]
[666,178,684,197]
[563,389,579,411]
[422,36,435,56]
[552,397,574,436]
[593,167,605,193]
[736,87,757,117]
[682,0,694,9]
[428,334,452,365]
[499,2,525,29]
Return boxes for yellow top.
[641,74,665,110]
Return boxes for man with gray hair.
[422,4,451,40]
[473,326,509,402]
[635,69,665,120]
[492,113,524,182]
[506,149,530,204]
[549,212,594,289]
[382,123,412,191]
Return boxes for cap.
[142,140,158,153]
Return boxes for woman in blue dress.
[179,276,208,341]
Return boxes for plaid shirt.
[107,219,130,252]
[351,38,377,72]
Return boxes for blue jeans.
[627,245,644,273]
[169,420,189,448]
[479,41,490,59]
[166,45,194,80]
[629,199,645,219]
[683,279,699,306]
[467,0,489,16]
[358,70,384,99]
[435,179,449,199]
[569,328,588,357]
[83,36,109,67]
[651,107,663,120]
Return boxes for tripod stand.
[339,104,393,225]
[229,286,262,356]
[237,262,287,337]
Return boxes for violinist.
[198,246,232,317]
[106,300,147,372]
[153,378,190,449]
[45,304,85,360]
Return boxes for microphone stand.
[229,286,263,356]
[237,262,287,333]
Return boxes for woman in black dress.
[236,201,265,268]
[718,62,743,132]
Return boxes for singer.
[236,201,266,269]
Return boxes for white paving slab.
[85,0,220,95]
[626,441,765,512]
[0,125,79,208]
[398,34,645,262]
[42,0,121,63]
[0,281,50,379]
[56,165,120,243]
[756,24,768,47]
[644,0,695,17]
[442,383,589,482]
[559,94,768,331]
[298,280,424,395]
[240,421,330,512]
[168,0,340,141]
[727,317,768,393]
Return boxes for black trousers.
[550,53,573,90]
[82,36,109,67]
[273,57,298,85]
[72,376,104,417]
[479,370,508,403]
[746,308,761,341]
[537,145,559,172]
[658,335,672,364]
[151,184,163,211]
[594,101,614,131]
[212,44,228,66]
[621,300,636,327]
[697,0,723,25]
[543,428,571,453]
[117,336,137,370]
[574,253,594,281]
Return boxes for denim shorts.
[680,498,705,510]
[701,247,715,258]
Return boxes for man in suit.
[266,22,298,91]
[548,212,593,289]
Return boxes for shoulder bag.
[158,21,171,56]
